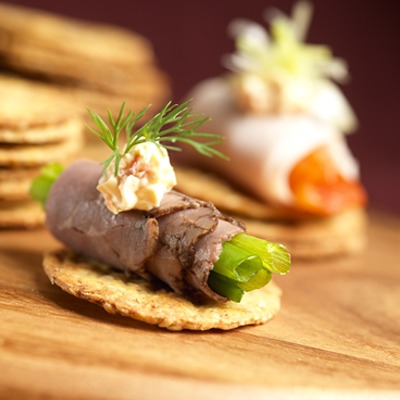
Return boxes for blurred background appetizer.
[182,2,366,217]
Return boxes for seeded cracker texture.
[43,249,282,331]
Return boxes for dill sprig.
[87,99,227,176]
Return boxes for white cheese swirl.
[97,141,176,213]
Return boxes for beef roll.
[46,160,245,302]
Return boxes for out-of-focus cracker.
[0,127,84,167]
[0,4,170,110]
[4,44,169,98]
[0,166,40,200]
[0,117,83,144]
[0,3,154,69]
[0,75,81,129]
[43,249,282,331]
[0,199,44,228]
[243,209,368,259]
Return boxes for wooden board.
[1,211,400,399]
[1,135,399,400]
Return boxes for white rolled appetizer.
[182,2,366,216]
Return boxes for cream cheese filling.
[97,141,176,213]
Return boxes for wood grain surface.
[1,211,399,399]
[0,141,399,399]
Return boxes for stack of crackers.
[0,75,84,229]
[0,2,170,122]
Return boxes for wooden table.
[1,200,399,397]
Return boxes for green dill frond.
[87,99,227,176]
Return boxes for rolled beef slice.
[46,160,245,302]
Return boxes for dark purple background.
[5,0,400,214]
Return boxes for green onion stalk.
[208,233,290,302]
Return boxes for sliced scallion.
[208,233,290,302]
[211,241,263,282]
[237,267,272,291]
[230,234,291,274]
[207,272,245,303]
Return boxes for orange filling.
[289,147,367,216]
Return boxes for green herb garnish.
[208,233,290,302]
[29,163,64,208]
[87,99,228,176]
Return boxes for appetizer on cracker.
[33,100,290,331]
[176,2,367,257]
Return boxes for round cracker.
[43,249,282,331]
[0,75,81,129]
[4,44,170,98]
[0,174,36,200]
[0,117,83,144]
[0,166,41,200]
[0,199,44,228]
[243,208,368,259]
[0,3,154,67]
[0,166,41,181]
[0,127,84,167]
